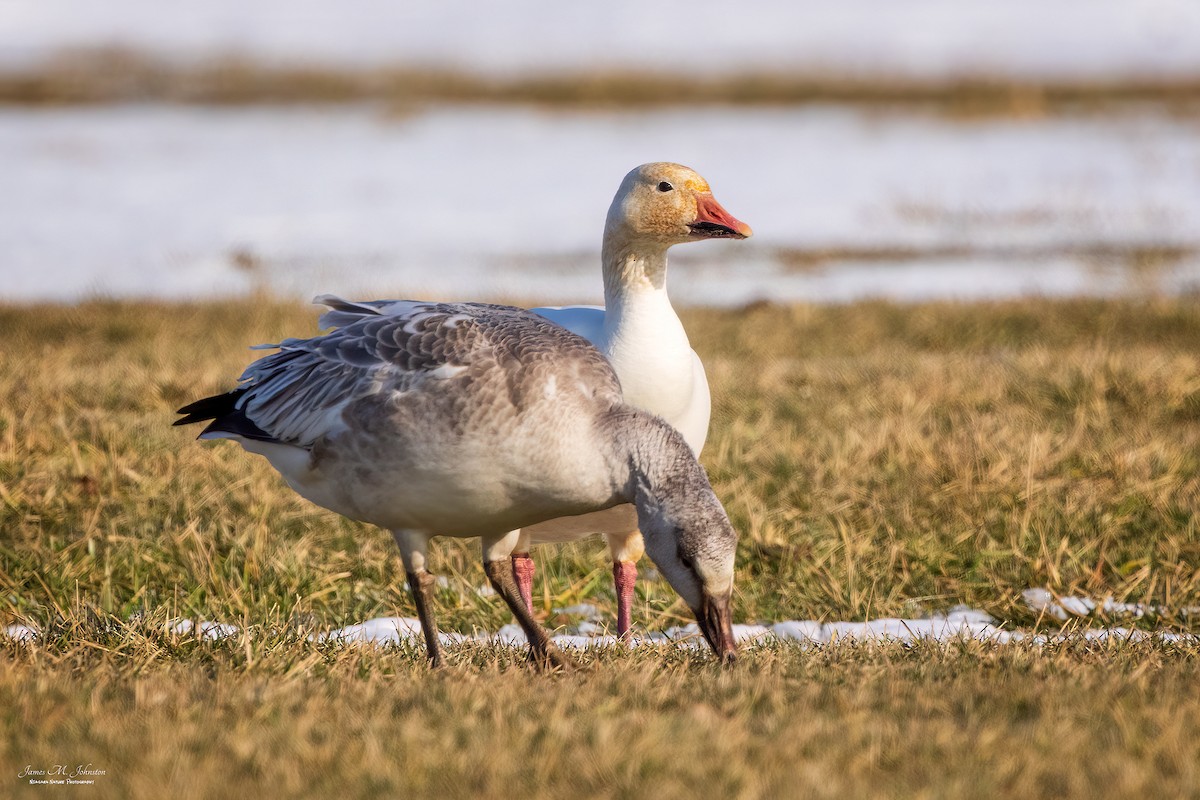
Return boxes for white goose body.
[534,285,711,456]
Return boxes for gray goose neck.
[600,407,705,509]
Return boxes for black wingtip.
[174,388,279,443]
[174,389,246,425]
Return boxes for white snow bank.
[5,596,1196,648]
[4,105,1200,306]
[769,608,1012,644]
[287,610,1200,649]
[314,616,465,648]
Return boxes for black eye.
[657,181,674,192]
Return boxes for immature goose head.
[621,420,738,661]
[606,162,753,249]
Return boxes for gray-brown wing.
[233,299,621,446]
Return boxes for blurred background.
[2,0,1199,306]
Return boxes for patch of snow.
[945,607,997,626]
[1080,627,1144,643]
[168,618,240,640]
[493,624,526,646]
[1021,588,1195,621]
[3,624,37,642]
[1102,599,1150,617]
[5,592,1198,650]
[4,1,1200,81]
[318,616,463,647]
[551,634,621,650]
[771,615,1013,645]
[771,620,825,643]
[663,623,776,645]
[284,607,1200,650]
[1059,596,1099,617]
[4,105,1200,306]
[732,624,775,643]
[320,615,421,642]
[1023,588,1065,619]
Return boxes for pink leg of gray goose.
[613,560,637,639]
[512,552,536,614]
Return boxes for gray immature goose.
[175,297,738,668]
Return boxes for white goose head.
[605,162,753,250]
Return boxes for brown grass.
[772,243,1197,273]
[2,297,1200,797]
[5,633,1200,799]
[4,49,1200,117]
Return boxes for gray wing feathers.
[234,297,621,447]
[239,353,367,444]
[313,294,413,330]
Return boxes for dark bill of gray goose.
[174,296,739,667]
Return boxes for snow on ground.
[3,104,1199,306]
[3,0,1199,81]
[5,592,1196,649]
[3,624,37,642]
[1021,588,1200,622]
[168,619,241,641]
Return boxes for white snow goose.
[175,298,739,668]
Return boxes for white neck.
[600,235,688,348]
[591,218,710,453]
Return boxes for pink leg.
[613,560,637,639]
[511,552,536,615]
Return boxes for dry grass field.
[3,297,1200,798]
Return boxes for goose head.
[605,162,753,250]
[632,450,739,663]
